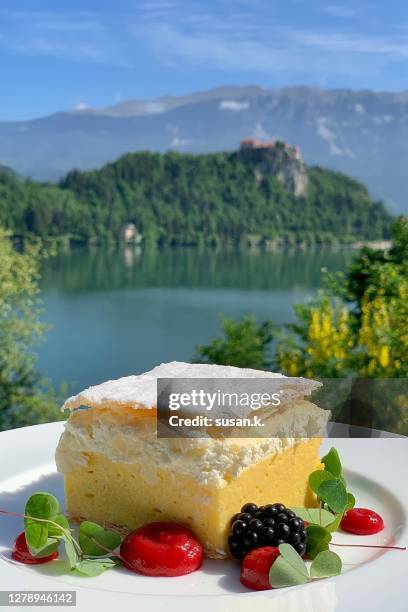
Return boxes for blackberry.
[232,520,247,536]
[241,503,258,516]
[228,502,307,559]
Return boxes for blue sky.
[1,0,408,120]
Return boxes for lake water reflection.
[38,246,354,393]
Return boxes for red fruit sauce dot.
[240,546,280,591]
[120,522,203,577]
[341,508,384,535]
[11,532,59,565]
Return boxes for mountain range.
[1,86,407,213]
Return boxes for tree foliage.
[194,316,274,370]
[0,230,62,430]
[0,150,392,245]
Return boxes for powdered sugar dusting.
[62,361,320,412]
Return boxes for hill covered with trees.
[0,144,392,245]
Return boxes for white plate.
[0,423,407,612]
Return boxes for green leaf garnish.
[279,543,309,578]
[24,492,61,553]
[269,544,309,588]
[19,490,123,577]
[48,513,70,537]
[78,521,122,557]
[309,470,334,495]
[306,524,332,560]
[28,537,60,559]
[25,493,60,522]
[346,492,356,510]
[310,550,342,579]
[321,447,342,478]
[63,536,79,570]
[290,507,335,527]
[325,512,344,533]
[269,543,343,588]
[317,478,348,514]
[74,558,120,577]
[305,447,356,556]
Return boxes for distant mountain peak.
[1,85,407,213]
[68,85,271,118]
[64,84,408,119]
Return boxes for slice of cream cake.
[55,362,328,558]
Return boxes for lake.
[38,246,354,394]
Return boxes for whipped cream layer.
[56,399,328,488]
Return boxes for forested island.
[0,141,392,246]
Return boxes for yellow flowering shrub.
[278,295,354,377]
[278,218,408,381]
[358,278,407,376]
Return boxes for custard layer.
[63,438,322,557]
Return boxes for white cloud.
[1,10,129,66]
[219,100,250,111]
[294,31,408,57]
[12,38,127,65]
[323,5,355,18]
[143,102,166,114]
[3,3,407,84]
[74,102,91,111]
[170,135,191,147]
[135,23,294,73]
[354,103,364,114]
[133,18,408,80]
